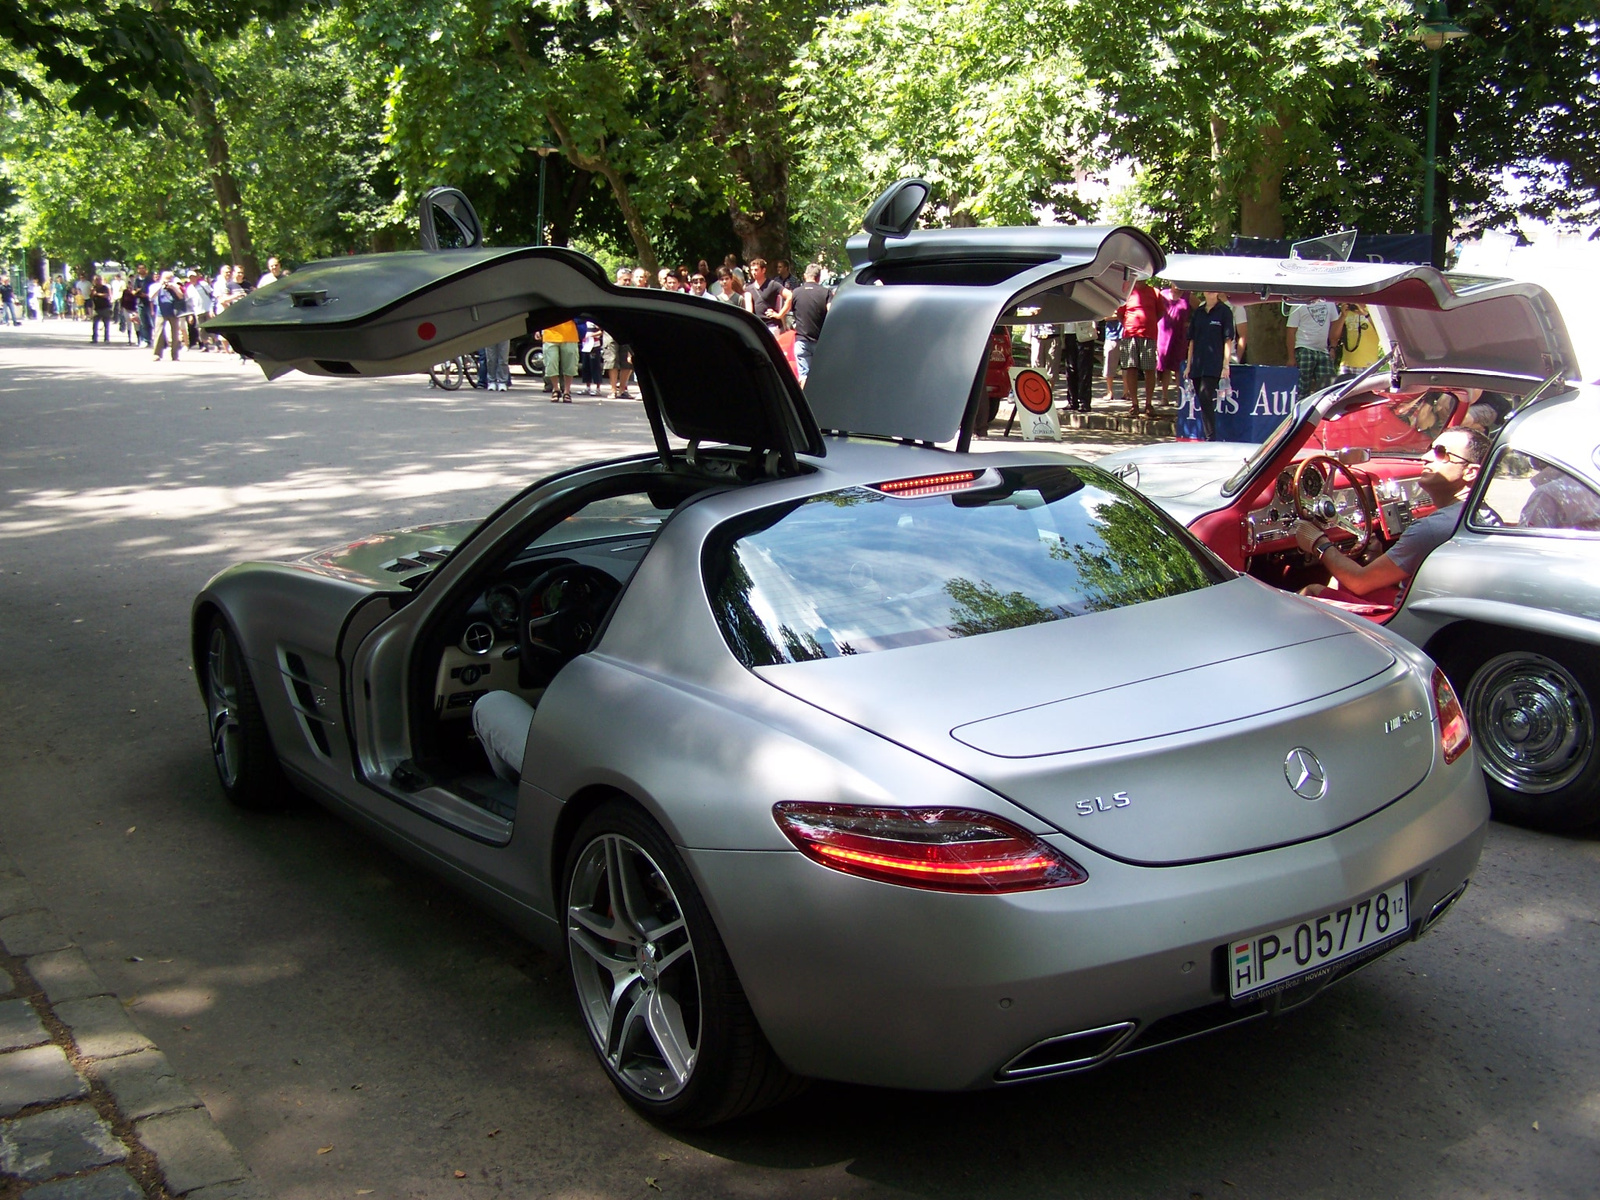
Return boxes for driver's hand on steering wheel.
[1292,520,1326,554]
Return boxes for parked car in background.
[1101,255,1597,831]
[510,327,543,377]
[198,187,1487,1126]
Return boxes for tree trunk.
[1237,120,1288,365]
[613,0,797,265]
[1209,115,1233,247]
[502,26,657,272]
[728,153,789,264]
[545,110,657,275]
[1432,97,1457,268]
[547,166,592,248]
[188,85,258,279]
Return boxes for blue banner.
[1175,365,1300,442]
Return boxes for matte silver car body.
[194,224,1488,1102]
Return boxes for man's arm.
[1292,521,1407,595]
[775,286,794,322]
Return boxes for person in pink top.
[1155,285,1192,407]
[1116,280,1166,417]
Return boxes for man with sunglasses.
[1293,427,1490,602]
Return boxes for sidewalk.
[982,373,1180,442]
[0,852,266,1200]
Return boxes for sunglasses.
[1429,444,1472,465]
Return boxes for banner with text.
[1176,365,1299,443]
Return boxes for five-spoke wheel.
[201,615,284,809]
[563,802,801,1126]
[568,832,700,1101]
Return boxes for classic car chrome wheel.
[1444,633,1600,832]
[206,626,244,790]
[567,832,700,1101]
[200,615,283,810]
[563,802,802,1125]
[1467,651,1593,794]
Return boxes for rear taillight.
[772,803,1087,893]
[1432,667,1471,765]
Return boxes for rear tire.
[520,343,543,377]
[1440,632,1600,832]
[202,615,286,810]
[562,801,803,1127]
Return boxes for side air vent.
[280,649,335,760]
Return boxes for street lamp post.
[535,142,557,247]
[1409,1,1467,266]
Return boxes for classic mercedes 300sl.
[1100,255,1597,832]
[198,184,1486,1126]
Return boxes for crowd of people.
[0,258,288,362]
[515,255,835,401]
[1022,281,1386,438]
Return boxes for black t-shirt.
[790,282,831,342]
[1187,301,1235,378]
[753,278,785,326]
[90,283,112,312]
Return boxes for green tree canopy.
[791,0,1101,260]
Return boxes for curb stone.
[0,854,268,1198]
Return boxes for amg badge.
[1076,792,1131,816]
[1384,709,1425,734]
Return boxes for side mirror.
[861,178,931,261]
[418,187,483,251]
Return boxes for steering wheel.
[1292,454,1378,560]
[516,564,621,687]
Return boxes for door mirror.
[418,187,483,251]
[861,179,930,240]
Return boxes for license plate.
[1229,882,1409,1000]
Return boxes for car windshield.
[706,464,1229,665]
[1305,390,1461,458]
[1223,398,1313,495]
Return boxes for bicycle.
[428,354,482,390]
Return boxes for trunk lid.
[758,578,1436,863]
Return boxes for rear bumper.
[684,755,1488,1091]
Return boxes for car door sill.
[368,773,515,847]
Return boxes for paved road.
[2,324,1597,1199]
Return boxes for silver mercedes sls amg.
[197,183,1487,1126]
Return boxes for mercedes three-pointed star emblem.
[1284,747,1328,801]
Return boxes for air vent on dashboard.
[461,623,495,656]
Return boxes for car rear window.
[706,464,1229,665]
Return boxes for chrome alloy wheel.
[567,834,701,1101]
[205,626,243,789]
[1466,651,1594,794]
